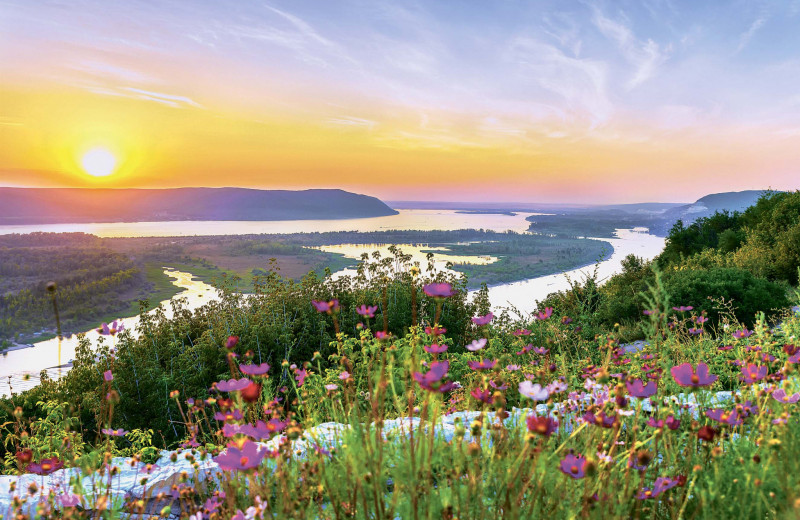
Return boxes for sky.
[1,0,800,204]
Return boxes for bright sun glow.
[80,148,117,177]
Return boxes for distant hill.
[0,188,398,224]
[653,190,771,233]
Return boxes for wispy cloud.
[736,14,768,53]
[326,116,377,129]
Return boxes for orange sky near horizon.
[2,1,800,204]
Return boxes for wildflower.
[59,494,82,508]
[582,410,618,428]
[489,379,508,390]
[423,283,455,298]
[98,320,124,335]
[519,381,549,401]
[242,419,288,439]
[339,371,351,380]
[688,327,704,336]
[718,345,733,351]
[697,425,718,441]
[324,383,338,391]
[216,379,253,392]
[470,387,494,404]
[515,344,533,355]
[241,382,262,403]
[671,362,718,388]
[646,417,664,429]
[413,360,456,392]
[239,363,270,376]
[559,453,588,479]
[466,338,487,351]
[506,364,521,371]
[533,347,549,355]
[732,329,753,340]
[672,306,693,312]
[638,477,680,499]
[27,457,63,475]
[546,380,568,394]
[424,343,448,354]
[103,370,113,382]
[472,312,494,325]
[561,316,573,325]
[214,410,244,422]
[705,409,743,426]
[356,304,378,318]
[375,331,390,339]
[425,325,446,335]
[695,315,709,324]
[512,329,531,336]
[643,310,656,316]
[772,388,800,404]
[295,368,308,387]
[468,359,497,371]
[665,415,681,430]
[101,428,129,437]
[312,299,340,314]
[527,415,558,436]
[740,363,768,384]
[628,450,652,471]
[226,336,239,349]
[535,307,553,320]
[626,378,657,398]
[214,440,267,471]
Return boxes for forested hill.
[0,188,398,224]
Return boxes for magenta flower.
[489,379,508,390]
[789,351,800,364]
[506,364,521,371]
[535,307,553,320]
[470,387,494,404]
[295,368,308,387]
[214,410,244,422]
[216,378,252,392]
[638,477,680,499]
[546,380,568,394]
[732,329,753,340]
[424,325,446,335]
[705,408,743,426]
[97,320,124,336]
[695,315,709,324]
[519,381,549,401]
[312,299,340,314]
[672,306,693,312]
[561,316,573,325]
[226,336,239,349]
[424,343,448,354]
[532,347,549,355]
[58,494,82,508]
[26,457,64,475]
[423,283,456,298]
[645,417,664,429]
[356,304,378,318]
[239,363,270,376]
[643,310,656,316]
[324,383,338,391]
[670,362,718,388]
[375,331,390,339]
[103,370,113,382]
[412,361,456,392]
[466,338,487,351]
[559,453,588,479]
[468,359,497,371]
[338,371,351,380]
[688,327,704,336]
[740,363,768,384]
[243,419,288,439]
[718,345,733,351]
[472,312,493,325]
[772,388,800,404]
[214,440,267,471]
[526,415,558,436]
[582,410,618,428]
[101,428,128,437]
[512,329,531,336]
[665,415,681,430]
[515,344,533,355]
[626,379,657,398]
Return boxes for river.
[0,211,665,396]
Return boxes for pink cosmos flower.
[705,408,743,426]
[519,381,549,401]
[470,387,494,404]
[468,359,497,371]
[515,344,533,355]
[423,283,455,298]
[214,410,244,422]
[98,320,125,336]
[217,378,252,392]
[561,316,573,325]
[103,370,113,382]
[239,363,270,376]
[295,368,308,387]
[665,415,681,430]
[214,440,267,471]
[58,494,82,508]
[424,325,446,335]
[338,371,351,380]
[732,329,753,340]
[626,379,657,398]
[466,338,487,351]
[527,415,558,436]
[672,306,693,312]
[412,360,456,392]
[643,310,656,316]
[688,327,704,336]
[312,299,340,314]
[356,304,378,317]
[559,453,587,479]
[740,363,768,384]
[546,380,568,394]
[424,343,448,354]
[27,457,63,475]
[646,417,664,429]
[670,362,718,388]
[472,312,493,325]
[325,383,338,391]
[582,410,618,428]
[506,364,521,371]
[718,345,733,351]
[638,477,680,499]
[772,388,800,404]
[532,347,549,355]
[535,307,553,320]
[489,379,508,390]
[512,329,531,336]
[695,315,709,324]
[225,336,239,349]
[101,428,128,437]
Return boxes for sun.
[80,148,117,177]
